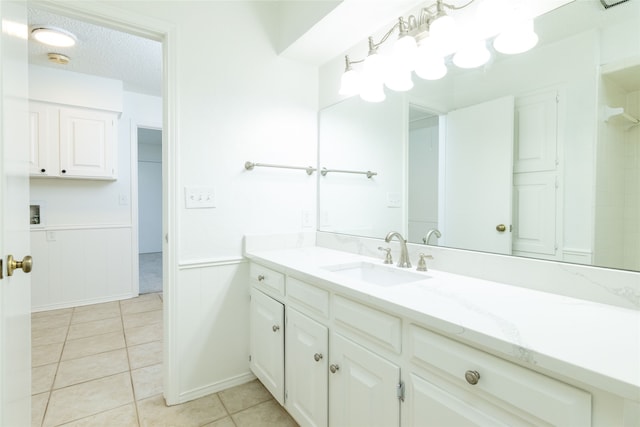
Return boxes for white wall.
[77,0,319,403]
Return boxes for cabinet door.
[249,288,284,404]
[285,308,328,427]
[59,107,116,179]
[329,333,400,427]
[28,102,52,176]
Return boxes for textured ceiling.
[28,8,162,97]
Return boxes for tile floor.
[32,293,298,427]
[139,252,163,295]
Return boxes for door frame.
[30,0,180,403]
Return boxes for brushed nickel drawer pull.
[465,370,480,385]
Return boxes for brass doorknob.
[496,224,506,232]
[7,255,33,276]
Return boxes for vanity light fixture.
[339,0,539,102]
[31,26,77,47]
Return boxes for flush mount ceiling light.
[339,0,539,102]
[31,26,77,47]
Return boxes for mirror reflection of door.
[138,128,162,294]
[408,106,440,245]
[443,96,515,255]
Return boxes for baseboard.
[31,292,137,312]
[171,371,257,405]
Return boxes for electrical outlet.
[185,186,216,209]
[387,192,402,208]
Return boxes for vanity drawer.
[334,295,401,353]
[286,276,329,319]
[250,263,285,297]
[408,325,591,426]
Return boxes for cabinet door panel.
[29,102,51,175]
[407,373,515,427]
[285,308,328,427]
[250,288,284,404]
[59,107,115,178]
[329,333,399,427]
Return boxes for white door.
[442,96,515,255]
[285,308,328,427]
[0,1,32,425]
[329,333,400,427]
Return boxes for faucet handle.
[378,247,393,264]
[416,253,433,271]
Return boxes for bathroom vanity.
[245,234,639,427]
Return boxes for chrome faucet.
[384,231,411,268]
[423,228,441,245]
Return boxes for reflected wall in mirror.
[318,0,640,272]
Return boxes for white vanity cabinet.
[29,101,118,179]
[249,287,285,404]
[405,325,592,427]
[247,260,595,427]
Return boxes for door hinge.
[396,381,405,402]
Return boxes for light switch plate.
[185,186,215,209]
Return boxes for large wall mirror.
[318,0,640,272]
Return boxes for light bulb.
[476,0,509,39]
[384,63,414,92]
[393,34,418,71]
[453,38,490,69]
[360,77,386,103]
[494,19,538,54]
[429,14,456,41]
[339,69,359,97]
[363,51,386,84]
[415,56,447,80]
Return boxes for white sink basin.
[322,261,428,287]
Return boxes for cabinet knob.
[257,274,265,282]
[272,325,280,332]
[40,168,46,173]
[465,370,481,385]
[61,169,67,174]
[314,353,323,362]
[329,364,340,373]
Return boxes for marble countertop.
[245,245,640,401]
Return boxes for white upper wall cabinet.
[29,101,118,180]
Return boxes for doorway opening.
[137,127,163,294]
